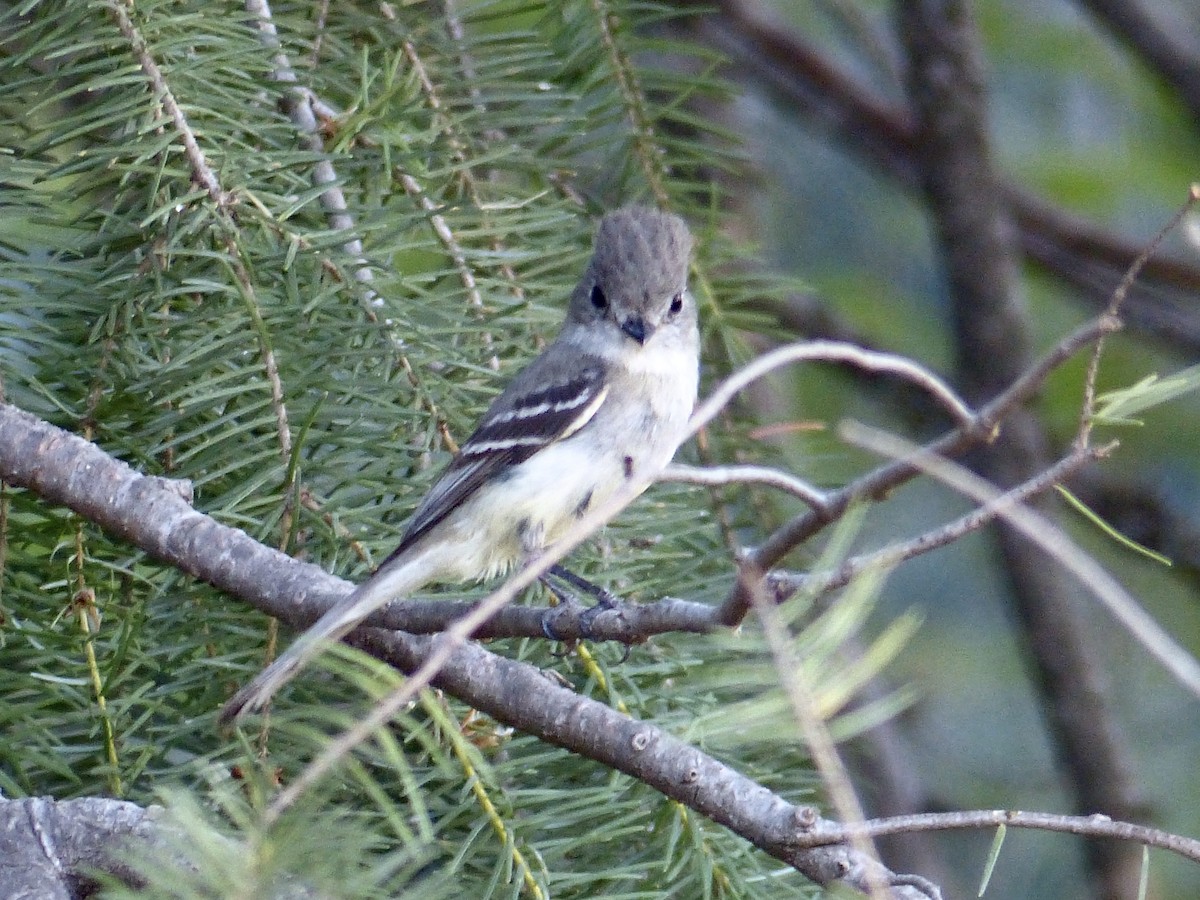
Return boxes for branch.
[799,808,1200,863]
[105,0,225,208]
[840,420,1200,701]
[714,314,1119,626]
[661,462,829,512]
[768,442,1114,600]
[1075,0,1200,125]
[591,0,672,205]
[0,402,931,898]
[1076,184,1200,446]
[110,0,292,462]
[347,626,939,898]
[248,0,379,306]
[687,340,975,438]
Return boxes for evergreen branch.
[75,330,123,789]
[74,583,123,796]
[393,160,501,376]
[105,0,226,209]
[397,172,484,321]
[229,256,292,462]
[572,639,629,713]
[439,703,546,899]
[108,0,294,465]
[591,0,671,204]
[404,25,527,329]
[248,0,379,307]
[443,0,500,138]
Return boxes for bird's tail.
[218,550,438,726]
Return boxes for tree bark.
[897,2,1148,897]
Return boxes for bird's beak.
[620,316,651,345]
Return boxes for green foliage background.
[0,2,836,898]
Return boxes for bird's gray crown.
[588,206,692,308]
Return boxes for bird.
[219,205,699,724]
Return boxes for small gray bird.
[220,206,699,724]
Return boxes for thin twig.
[1077,184,1200,448]
[840,420,1200,700]
[797,808,1200,863]
[660,463,830,512]
[770,442,1114,599]
[397,171,484,315]
[744,575,892,900]
[111,0,292,461]
[248,0,379,307]
[688,340,975,438]
[717,314,1118,626]
[591,0,670,205]
[309,0,331,66]
[107,0,226,207]
[398,37,504,367]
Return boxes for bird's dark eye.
[668,293,684,316]
[590,284,608,311]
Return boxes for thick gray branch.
[898,3,1147,896]
[0,797,160,900]
[0,403,932,897]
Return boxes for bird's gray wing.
[379,356,609,566]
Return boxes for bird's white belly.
[434,437,623,582]
[430,352,695,585]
